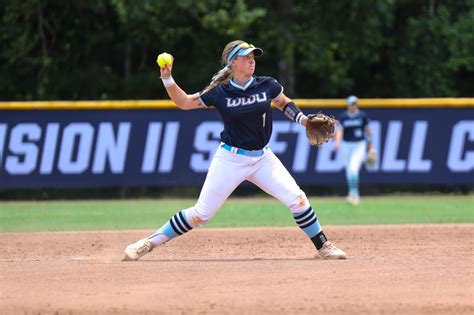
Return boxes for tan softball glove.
[305,113,338,147]
[366,148,377,168]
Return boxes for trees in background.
[1,0,472,100]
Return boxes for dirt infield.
[1,225,473,314]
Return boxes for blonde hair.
[201,40,245,94]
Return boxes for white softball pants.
[191,144,310,223]
[147,144,318,246]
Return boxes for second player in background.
[334,95,374,206]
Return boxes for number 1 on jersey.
[262,113,266,127]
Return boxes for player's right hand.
[160,61,173,79]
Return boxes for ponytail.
[201,65,233,95]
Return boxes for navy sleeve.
[339,112,346,126]
[267,77,284,99]
[199,86,220,107]
[362,111,369,127]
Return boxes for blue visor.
[227,43,263,64]
[346,95,359,105]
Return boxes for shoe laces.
[323,242,337,250]
[136,241,150,255]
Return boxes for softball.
[157,52,173,68]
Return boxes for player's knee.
[347,165,358,176]
[182,207,209,228]
[288,194,310,213]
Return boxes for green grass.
[0,195,473,232]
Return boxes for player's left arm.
[273,93,309,127]
[274,91,337,147]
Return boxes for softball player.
[333,95,373,206]
[123,40,346,260]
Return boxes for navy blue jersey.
[339,110,369,142]
[199,76,283,150]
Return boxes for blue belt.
[221,143,269,157]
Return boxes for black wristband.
[283,102,305,124]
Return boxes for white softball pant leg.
[247,151,310,214]
[189,147,253,223]
[148,147,249,245]
[341,141,366,196]
[248,151,322,238]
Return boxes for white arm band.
[295,112,306,126]
[162,76,176,88]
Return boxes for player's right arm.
[160,62,202,110]
[333,125,343,151]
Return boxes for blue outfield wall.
[0,107,473,188]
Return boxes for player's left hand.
[305,113,338,147]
